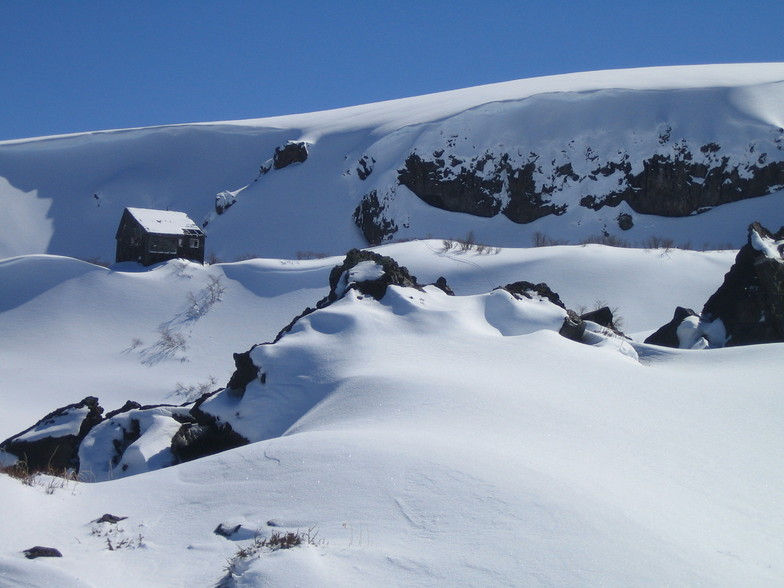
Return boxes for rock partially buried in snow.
[23,546,62,559]
[644,307,700,348]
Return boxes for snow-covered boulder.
[0,396,103,472]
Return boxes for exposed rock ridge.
[354,131,784,244]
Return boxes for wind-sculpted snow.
[2,239,784,586]
[0,249,637,481]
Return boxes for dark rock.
[579,306,627,338]
[398,152,566,225]
[95,514,127,524]
[23,546,62,559]
[325,249,421,303]
[646,222,784,348]
[398,152,503,218]
[104,401,142,420]
[700,222,784,346]
[499,281,566,309]
[353,191,399,245]
[432,277,454,296]
[389,141,784,233]
[559,310,586,342]
[226,350,260,398]
[357,155,375,180]
[644,307,699,348]
[273,141,308,170]
[582,152,784,217]
[0,396,103,473]
[171,392,249,464]
[580,306,615,329]
[170,420,248,464]
[214,523,241,538]
[617,212,634,231]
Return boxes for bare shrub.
[296,251,330,260]
[222,527,324,581]
[1,461,79,494]
[441,232,500,255]
[91,524,145,550]
[170,376,218,402]
[645,235,675,250]
[532,232,570,247]
[459,231,476,252]
[580,234,630,247]
[186,276,225,319]
[157,326,187,353]
[441,239,456,253]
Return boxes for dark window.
[149,236,177,254]
[189,238,200,248]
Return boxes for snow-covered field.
[1,65,784,587]
[2,241,782,587]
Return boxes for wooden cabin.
[115,207,205,266]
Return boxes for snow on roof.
[126,207,203,236]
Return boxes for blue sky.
[2,1,782,141]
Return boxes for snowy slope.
[0,243,782,587]
[1,64,784,262]
[2,65,784,587]
[0,242,735,439]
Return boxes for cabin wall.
[115,212,205,266]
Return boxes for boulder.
[580,306,627,338]
[432,277,455,296]
[94,514,127,524]
[644,307,699,348]
[23,546,62,559]
[325,249,422,303]
[0,396,103,473]
[499,281,565,308]
[559,310,586,342]
[225,350,260,398]
[273,141,309,169]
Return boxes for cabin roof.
[125,207,204,236]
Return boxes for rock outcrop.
[272,141,309,170]
[646,222,784,348]
[354,131,784,244]
[700,222,784,345]
[352,191,399,246]
[499,281,566,308]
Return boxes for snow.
[751,227,784,259]
[2,64,784,262]
[15,406,90,443]
[125,207,202,236]
[347,260,385,283]
[1,65,784,587]
[1,240,782,586]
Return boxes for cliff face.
[355,128,784,244]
